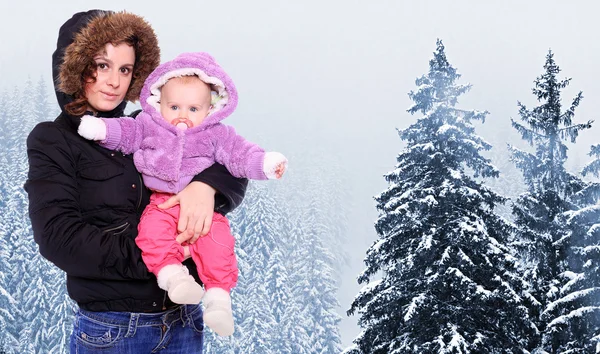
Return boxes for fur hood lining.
[147,68,229,116]
[58,11,160,103]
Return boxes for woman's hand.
[182,245,191,260]
[158,181,216,244]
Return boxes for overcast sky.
[2,0,599,347]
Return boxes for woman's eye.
[120,67,131,74]
[97,63,108,70]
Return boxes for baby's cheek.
[160,109,173,121]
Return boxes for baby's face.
[159,77,212,128]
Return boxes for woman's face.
[85,43,135,113]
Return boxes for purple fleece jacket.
[100,52,267,194]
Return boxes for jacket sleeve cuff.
[100,119,122,150]
[246,152,268,180]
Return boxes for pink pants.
[136,192,239,291]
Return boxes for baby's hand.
[273,162,286,179]
[78,115,107,141]
[263,152,288,179]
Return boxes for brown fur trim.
[58,11,160,102]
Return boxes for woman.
[24,9,247,353]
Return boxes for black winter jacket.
[24,10,247,312]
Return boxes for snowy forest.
[0,39,599,354]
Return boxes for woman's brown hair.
[58,11,160,117]
[64,36,139,116]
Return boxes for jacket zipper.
[137,174,143,210]
[102,222,129,233]
[162,291,167,310]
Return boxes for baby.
[78,52,287,336]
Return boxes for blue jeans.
[69,305,204,353]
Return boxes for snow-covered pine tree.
[33,77,50,125]
[0,80,72,353]
[317,160,352,284]
[582,145,600,181]
[347,39,535,354]
[294,198,342,353]
[0,90,12,352]
[226,182,278,354]
[3,80,47,353]
[264,245,294,354]
[20,77,35,132]
[0,90,9,172]
[277,151,348,353]
[0,289,15,354]
[274,207,311,354]
[540,144,600,353]
[0,90,9,219]
[42,283,72,354]
[269,159,344,353]
[0,90,11,347]
[508,49,593,353]
[303,151,351,277]
[0,85,27,352]
[274,149,351,277]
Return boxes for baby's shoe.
[157,264,204,304]
[203,287,234,336]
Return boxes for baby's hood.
[140,52,238,126]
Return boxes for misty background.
[1,0,599,348]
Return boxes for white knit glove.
[263,152,288,179]
[78,115,107,141]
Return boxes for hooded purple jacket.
[100,52,267,194]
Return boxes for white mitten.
[78,115,107,141]
[263,152,288,179]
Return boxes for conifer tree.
[33,76,50,125]
[230,183,278,354]
[276,210,312,354]
[582,145,600,181]
[541,144,600,352]
[348,40,534,353]
[508,50,593,352]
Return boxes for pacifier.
[171,118,194,130]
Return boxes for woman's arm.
[158,163,248,242]
[191,162,248,213]
[25,123,151,280]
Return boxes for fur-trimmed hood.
[140,52,238,128]
[52,9,160,116]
